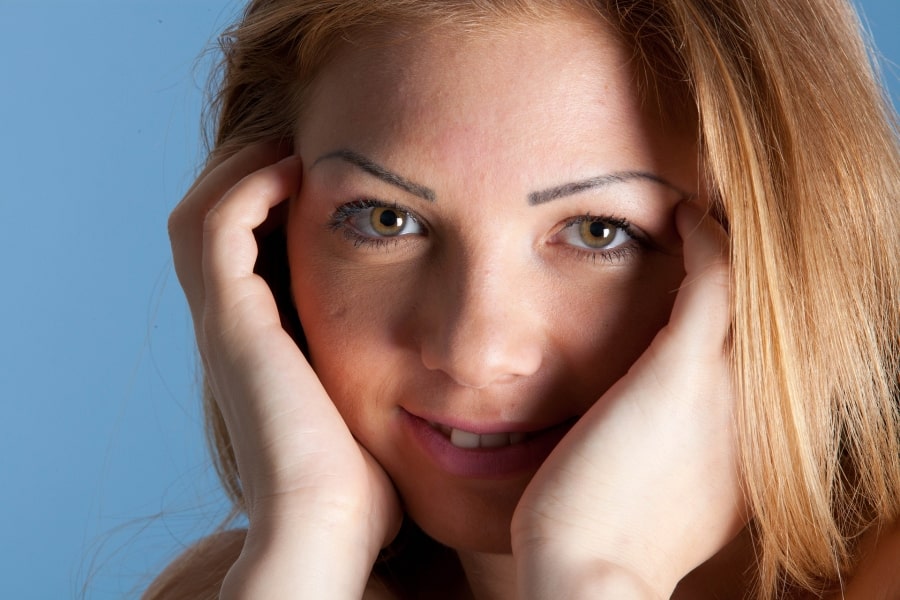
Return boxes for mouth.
[401,410,576,479]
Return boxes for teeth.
[446,427,527,449]
[450,428,481,449]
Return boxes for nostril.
[414,272,545,387]
[420,342,542,389]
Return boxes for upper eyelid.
[347,198,423,220]
[329,199,427,233]
[558,215,642,240]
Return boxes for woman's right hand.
[168,143,402,598]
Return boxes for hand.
[168,144,402,597]
[511,201,745,599]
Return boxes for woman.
[148,0,900,598]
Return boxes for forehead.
[295,11,689,186]
[301,14,630,121]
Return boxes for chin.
[400,479,526,555]
[414,511,514,555]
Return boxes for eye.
[329,200,425,242]
[556,216,633,251]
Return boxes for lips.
[401,409,575,479]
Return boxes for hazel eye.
[578,219,616,248]
[335,201,425,239]
[557,217,632,251]
[370,206,408,236]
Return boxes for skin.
[167,9,747,600]
[287,10,736,597]
[161,8,900,600]
[289,11,691,553]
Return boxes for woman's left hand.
[511,201,746,599]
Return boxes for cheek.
[548,254,683,408]
[287,238,420,420]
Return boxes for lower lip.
[399,410,574,480]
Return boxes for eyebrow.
[312,149,436,202]
[528,171,686,205]
[313,148,686,206]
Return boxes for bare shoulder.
[142,529,247,600]
[831,519,900,600]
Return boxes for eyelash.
[327,199,645,264]
[554,214,644,264]
[327,199,424,249]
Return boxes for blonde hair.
[150,1,900,598]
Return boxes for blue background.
[1,1,896,598]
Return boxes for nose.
[416,250,544,389]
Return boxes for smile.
[401,410,575,479]
[428,422,530,449]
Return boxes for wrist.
[248,480,395,550]
[220,504,381,599]
[570,563,667,600]
[513,533,676,600]
[516,554,668,600]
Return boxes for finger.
[181,140,293,210]
[664,200,731,356]
[169,143,292,315]
[255,195,290,241]
[202,155,302,311]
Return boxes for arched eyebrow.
[314,149,687,206]
[528,171,687,205]
[313,149,436,202]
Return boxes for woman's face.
[288,11,697,553]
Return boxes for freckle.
[326,303,349,321]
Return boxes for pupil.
[589,221,610,239]
[379,209,400,228]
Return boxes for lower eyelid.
[559,240,641,265]
[339,226,407,249]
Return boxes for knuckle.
[202,201,230,235]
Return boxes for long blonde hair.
[152,1,900,597]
